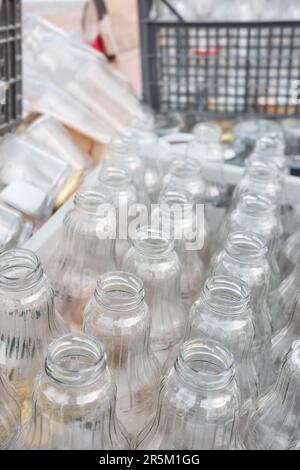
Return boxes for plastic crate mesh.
[139,3,300,116]
[0,0,22,134]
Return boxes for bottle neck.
[132,226,174,259]
[225,231,268,265]
[175,339,235,391]
[202,275,250,316]
[73,188,112,215]
[236,194,275,219]
[94,271,145,312]
[0,249,43,292]
[193,123,222,144]
[170,157,203,180]
[274,340,300,404]
[98,166,132,191]
[46,333,107,387]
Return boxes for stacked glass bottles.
[0,372,20,449]
[83,271,161,439]
[189,276,258,436]
[212,232,275,391]
[136,339,241,450]
[97,166,138,267]
[122,227,186,365]
[45,187,115,329]
[0,249,66,421]
[105,135,148,205]
[246,340,300,450]
[154,189,205,307]
[15,333,129,450]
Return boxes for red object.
[191,48,218,56]
[90,34,106,54]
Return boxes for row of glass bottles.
[1,118,300,450]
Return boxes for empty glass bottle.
[272,294,300,372]
[0,249,66,422]
[136,339,241,450]
[212,231,275,391]
[253,134,287,175]
[14,332,129,450]
[269,261,300,337]
[279,229,300,278]
[83,271,161,439]
[45,187,115,329]
[0,372,20,450]
[97,165,138,268]
[188,276,258,436]
[122,227,186,364]
[228,194,283,290]
[106,135,148,205]
[154,189,206,307]
[245,340,300,450]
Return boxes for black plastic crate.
[0,0,22,135]
[138,0,300,117]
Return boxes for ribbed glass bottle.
[14,333,129,450]
[106,135,148,205]
[188,276,258,436]
[97,165,138,268]
[154,189,206,307]
[136,339,241,450]
[122,226,187,365]
[245,340,300,450]
[83,271,161,439]
[253,135,287,175]
[45,187,116,329]
[0,372,20,450]
[212,231,275,391]
[0,249,66,422]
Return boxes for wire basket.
[138,0,300,117]
[0,0,22,135]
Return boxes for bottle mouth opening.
[108,136,138,157]
[133,226,174,257]
[0,249,43,291]
[238,194,275,216]
[203,275,250,312]
[176,339,235,390]
[193,123,222,143]
[247,162,280,183]
[226,231,268,261]
[46,333,106,386]
[159,189,194,207]
[98,166,132,189]
[95,271,144,311]
[74,188,111,213]
[255,135,285,153]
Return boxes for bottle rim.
[0,248,43,292]
[202,275,251,314]
[132,226,174,258]
[225,231,268,263]
[95,271,145,311]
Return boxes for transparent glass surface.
[0,203,33,253]
[0,372,20,450]
[212,232,275,391]
[96,166,138,268]
[188,276,258,436]
[0,249,66,422]
[83,272,161,439]
[245,340,300,450]
[21,115,92,171]
[122,227,187,364]
[14,333,129,450]
[154,190,206,307]
[136,339,241,450]
[45,188,116,329]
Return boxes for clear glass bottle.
[122,226,187,364]
[128,116,162,203]
[245,340,300,450]
[154,189,206,307]
[279,229,300,278]
[45,187,116,329]
[228,193,283,290]
[272,294,300,372]
[14,332,129,450]
[83,271,161,439]
[162,157,210,267]
[0,372,21,450]
[188,276,258,436]
[0,248,66,422]
[253,134,287,174]
[231,160,283,210]
[136,338,241,450]
[106,135,148,205]
[97,165,138,268]
[269,261,300,338]
[212,231,275,391]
